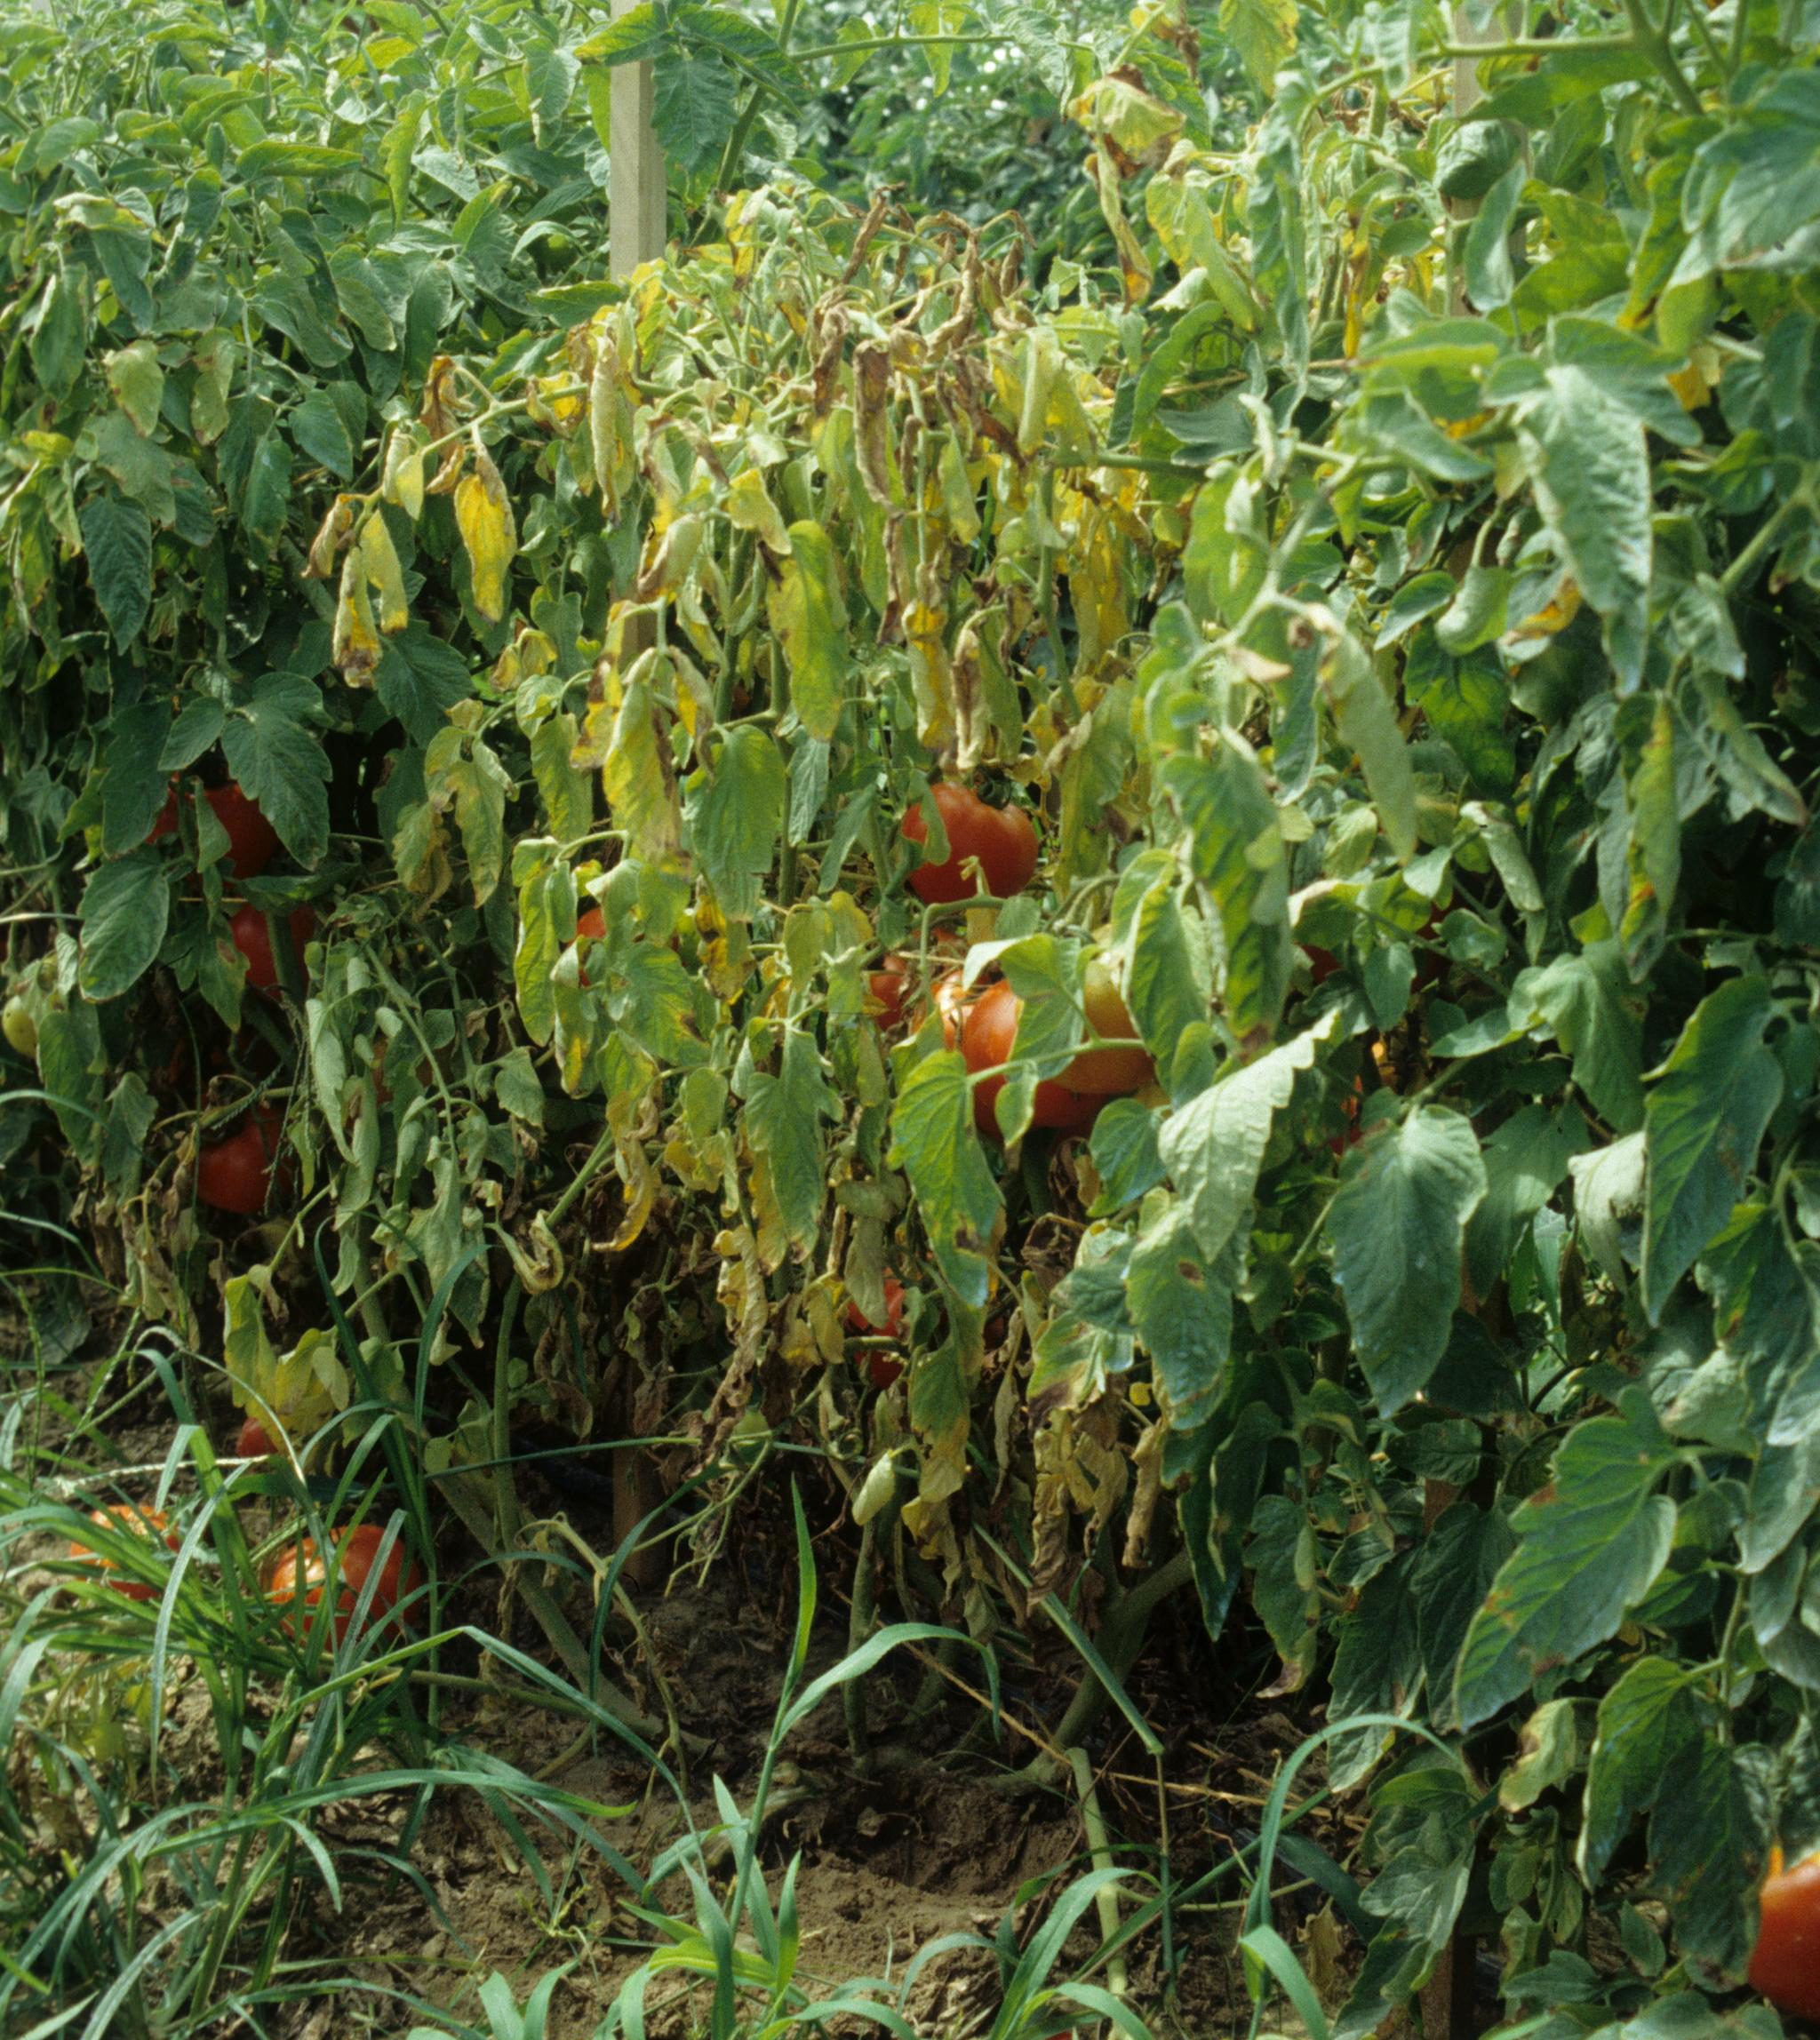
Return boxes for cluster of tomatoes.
[844,783,1156,1383]
[149,776,316,1217]
[68,1498,424,1646]
[889,780,1154,1137]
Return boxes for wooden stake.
[609,0,666,279]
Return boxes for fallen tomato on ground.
[68,1504,180,1602]
[902,783,1039,904]
[267,1523,425,1644]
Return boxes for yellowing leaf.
[359,512,410,634]
[726,466,791,552]
[332,551,382,685]
[766,521,850,740]
[453,445,517,623]
[382,428,427,519]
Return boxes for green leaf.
[1160,1016,1337,1261]
[1465,1103,1589,1296]
[686,725,784,920]
[1578,1658,1704,1886]
[77,492,152,647]
[1641,976,1782,1324]
[239,141,361,179]
[1219,0,1296,95]
[1463,157,1525,311]
[744,1030,841,1255]
[1115,853,1215,1100]
[1513,365,1652,684]
[1616,691,1680,978]
[220,673,332,868]
[1455,1398,1678,1729]
[1648,1737,1772,1976]
[1328,1106,1487,1414]
[423,721,511,906]
[1127,1207,1240,1429]
[290,386,355,480]
[1321,630,1418,863]
[241,431,293,554]
[577,3,666,63]
[1511,942,1646,1133]
[767,522,849,742]
[888,1050,1001,1310]
[1161,733,1293,1043]
[78,849,171,1002]
[653,50,737,176]
[1411,1502,1517,1733]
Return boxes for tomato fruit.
[1062,959,1153,1095]
[1303,944,1342,984]
[962,980,1100,1137]
[197,1104,290,1215]
[150,781,280,879]
[867,956,912,1032]
[230,902,318,992]
[236,1415,279,1460]
[68,1504,180,1602]
[1751,1845,1820,2020]
[846,1276,907,1389]
[902,784,1039,905]
[2,996,36,1058]
[267,1522,425,1644]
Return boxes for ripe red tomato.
[230,902,318,992]
[197,1104,290,1215]
[846,1276,907,1389]
[267,1522,425,1644]
[150,781,280,879]
[1063,959,1153,1095]
[1751,1846,1820,2020]
[236,1415,279,1460]
[867,956,912,1031]
[962,980,1099,1137]
[1303,944,1342,984]
[902,784,1039,905]
[68,1504,180,1602]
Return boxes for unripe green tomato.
[2,997,36,1059]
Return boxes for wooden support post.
[609,0,666,281]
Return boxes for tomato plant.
[196,1106,289,1217]
[902,785,1039,904]
[267,1524,424,1644]
[229,904,318,994]
[68,1506,180,1603]
[1750,1848,1820,2020]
